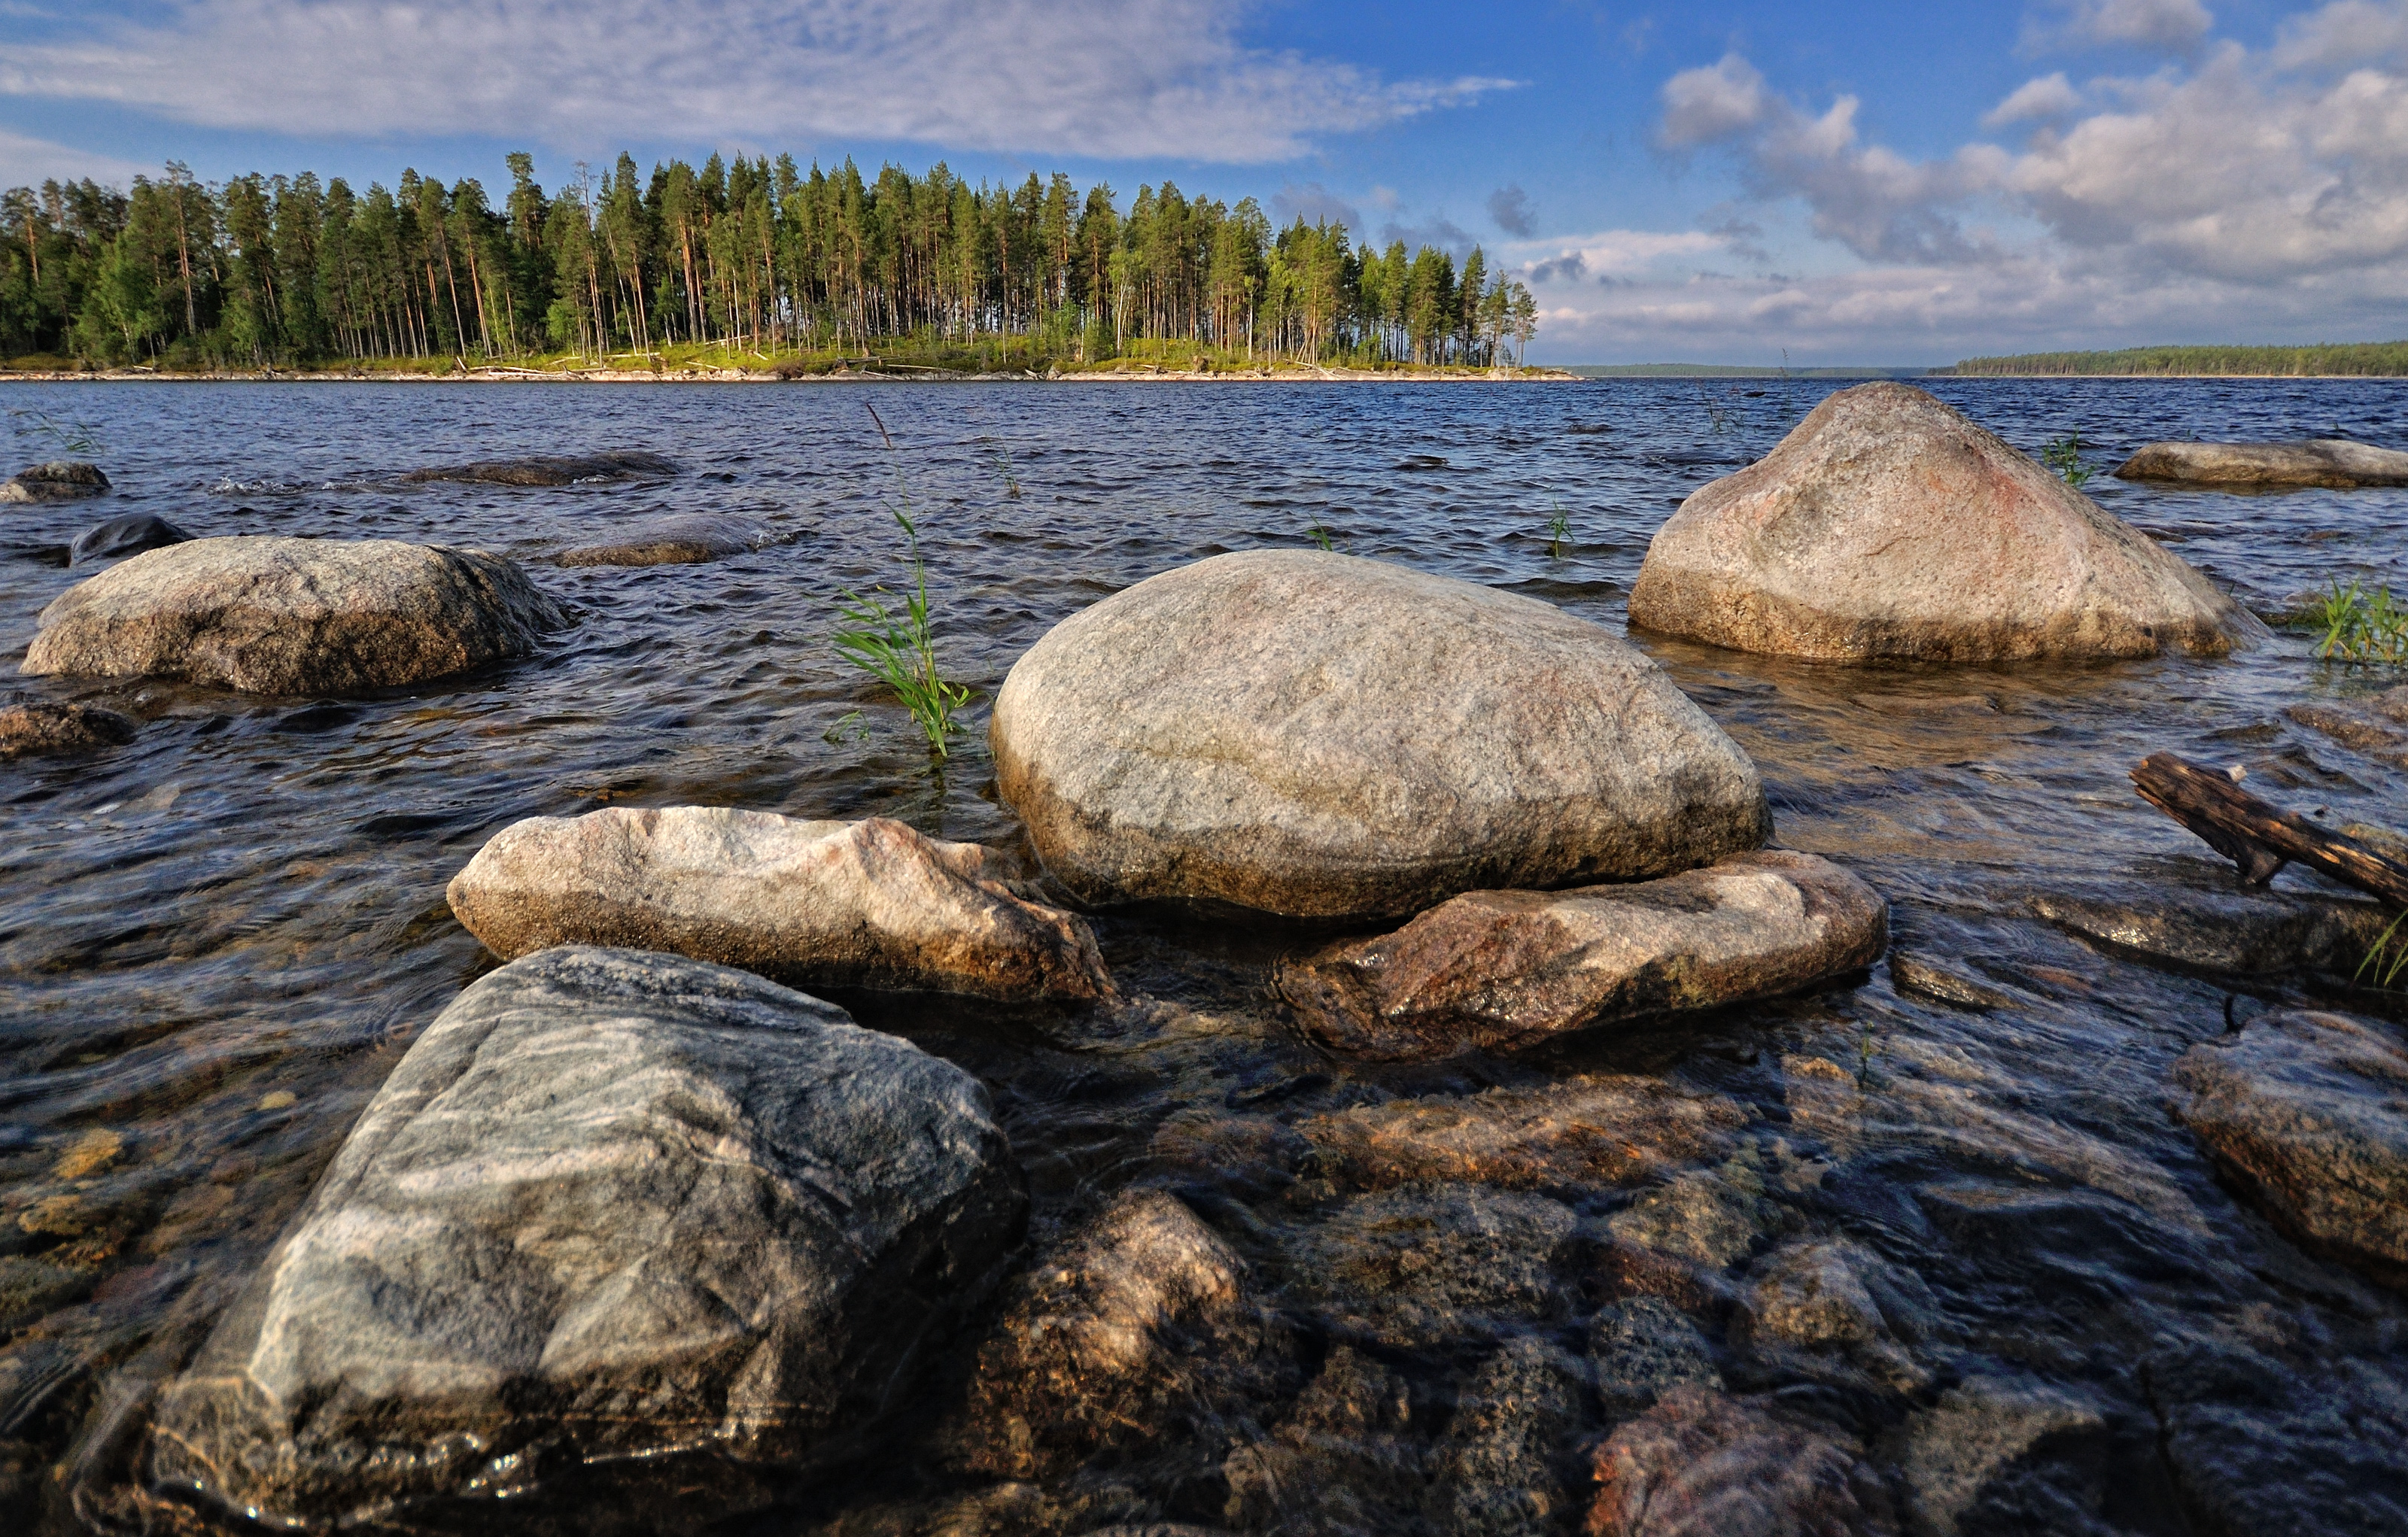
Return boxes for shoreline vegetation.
[1941,342,2408,377]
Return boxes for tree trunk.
[2131,752,2408,906]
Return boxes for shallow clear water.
[2,377,2404,1534]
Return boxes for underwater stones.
[1628,382,2264,661]
[990,548,1770,919]
[2030,880,2394,976]
[1435,1336,1586,1537]
[555,513,772,567]
[400,450,676,486]
[68,511,190,564]
[1586,1386,1901,1537]
[0,460,109,502]
[2115,439,2408,490]
[1296,1075,1748,1193]
[1739,1238,1934,1393]
[148,946,1026,1530]
[1279,851,1887,1062]
[0,700,135,761]
[1288,1184,1579,1349]
[447,808,1113,1003]
[2286,694,2408,770]
[22,536,566,695]
[1892,1377,2105,1537]
[2172,1010,2408,1286]
[1589,1296,1723,1416]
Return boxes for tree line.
[1948,342,2408,377]
[1,154,1540,370]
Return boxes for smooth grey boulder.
[0,700,136,760]
[22,535,566,694]
[555,513,772,568]
[1,460,109,502]
[1629,383,2264,661]
[447,807,1114,1002]
[69,511,190,564]
[149,946,1027,1529]
[992,549,1771,919]
[2116,439,2408,490]
[400,451,676,486]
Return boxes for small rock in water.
[2030,881,2393,976]
[2286,698,2408,770]
[1278,850,1887,1061]
[1288,1184,1579,1349]
[0,700,135,760]
[555,512,773,567]
[1892,1376,2106,1537]
[1889,952,2024,1011]
[2115,439,2408,490]
[2172,1009,2408,1286]
[0,460,110,503]
[1628,382,2264,661]
[68,511,191,564]
[1607,1147,1801,1271]
[1740,1238,1935,1392]
[446,808,1114,1002]
[1589,1295,1724,1416]
[147,946,1026,1530]
[399,450,676,486]
[1586,1384,1901,1536]
[22,535,567,695]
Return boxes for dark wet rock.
[1889,952,2023,1011]
[1891,1376,2105,1537]
[1288,1184,1578,1349]
[2286,697,2408,770]
[22,535,566,695]
[2172,1010,2408,1286]
[68,512,190,565]
[1279,850,1887,1061]
[991,548,1770,920]
[1607,1143,1818,1271]
[1434,1336,1585,1535]
[1297,1075,1748,1193]
[1149,1110,1313,1195]
[1589,1295,1723,1416]
[1586,1384,1901,1536]
[1739,1238,1934,1393]
[1221,1346,1426,1535]
[953,1190,1280,1481]
[2029,880,2392,976]
[0,700,135,761]
[1,460,109,503]
[148,946,1027,1531]
[399,450,676,486]
[1629,382,2264,661]
[555,513,772,567]
[448,808,1113,1003]
[2115,439,2408,490]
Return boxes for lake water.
[2,376,2404,1534]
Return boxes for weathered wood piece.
[2131,752,2408,907]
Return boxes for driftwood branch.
[2131,752,2408,907]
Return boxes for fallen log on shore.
[2131,752,2408,906]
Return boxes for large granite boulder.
[1278,850,1887,1060]
[1628,383,2263,661]
[0,460,109,503]
[0,700,136,761]
[400,451,676,486]
[21,535,566,694]
[2116,439,2408,490]
[2172,1010,2407,1286]
[992,550,1770,919]
[149,946,1027,1530]
[448,808,1114,1002]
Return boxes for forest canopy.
[1,154,1540,371]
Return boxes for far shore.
[0,362,1579,386]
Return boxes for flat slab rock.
[447,808,1113,1002]
[2030,879,2394,976]
[993,549,1771,919]
[2286,687,2408,770]
[1278,850,1887,1060]
[149,946,1027,1529]
[400,451,676,486]
[21,535,566,695]
[2172,1010,2408,1287]
[1629,382,2263,661]
[0,700,136,760]
[555,513,774,567]
[0,460,110,502]
[2117,439,2408,490]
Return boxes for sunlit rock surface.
[2116,439,2408,489]
[0,700,135,761]
[0,460,109,503]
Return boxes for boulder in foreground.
[1628,383,2264,661]
[400,450,676,486]
[1278,850,1887,1061]
[555,512,771,567]
[21,535,566,694]
[448,807,1113,1002]
[2172,1009,2408,1287]
[150,946,1027,1530]
[993,549,1771,919]
[2116,439,2408,490]
[0,700,136,761]
[1,460,109,503]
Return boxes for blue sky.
[4,1,2404,363]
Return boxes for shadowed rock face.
[447,808,1114,1002]
[2172,1010,2408,1287]
[2116,439,2408,490]
[68,512,190,565]
[147,946,1028,1532]
[400,451,676,486]
[0,460,109,502]
[21,535,567,694]
[1278,850,1888,1061]
[555,513,771,567]
[0,700,136,760]
[992,549,1771,919]
[1586,1386,1900,1536]
[2029,881,2395,976]
[1629,383,2264,662]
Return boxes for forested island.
[0,154,1541,378]
[1947,342,2408,377]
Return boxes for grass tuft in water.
[1546,500,1572,559]
[2041,431,2092,489]
[2306,579,2408,666]
[8,406,105,458]
[1306,515,1336,551]
[832,406,974,760]
[2358,910,2408,991]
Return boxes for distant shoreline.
[0,363,1579,386]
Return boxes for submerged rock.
[1893,1376,2105,1537]
[0,700,135,761]
[2286,694,2408,770]
[2030,880,2393,976]
[1586,1385,1899,1536]
[1222,1346,1424,1535]
[1297,1074,1749,1192]
[2172,1010,2408,1286]
[400,450,676,486]
[2115,439,2408,490]
[0,460,109,503]
[555,513,773,567]
[1287,1184,1579,1349]
[991,549,1770,919]
[1628,383,2263,661]
[1589,1295,1724,1416]
[1435,1336,1586,1536]
[447,808,1113,1002]
[22,535,566,695]
[1278,851,1887,1061]
[69,511,190,564]
[1740,1238,1934,1393]
[149,946,1026,1530]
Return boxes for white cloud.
[2035,0,2215,54]
[2273,0,2408,68]
[1984,73,2084,126]
[0,128,144,190]
[1658,54,1771,147]
[0,0,1514,163]
[1508,228,1723,285]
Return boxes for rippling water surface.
[2,377,2404,1533]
